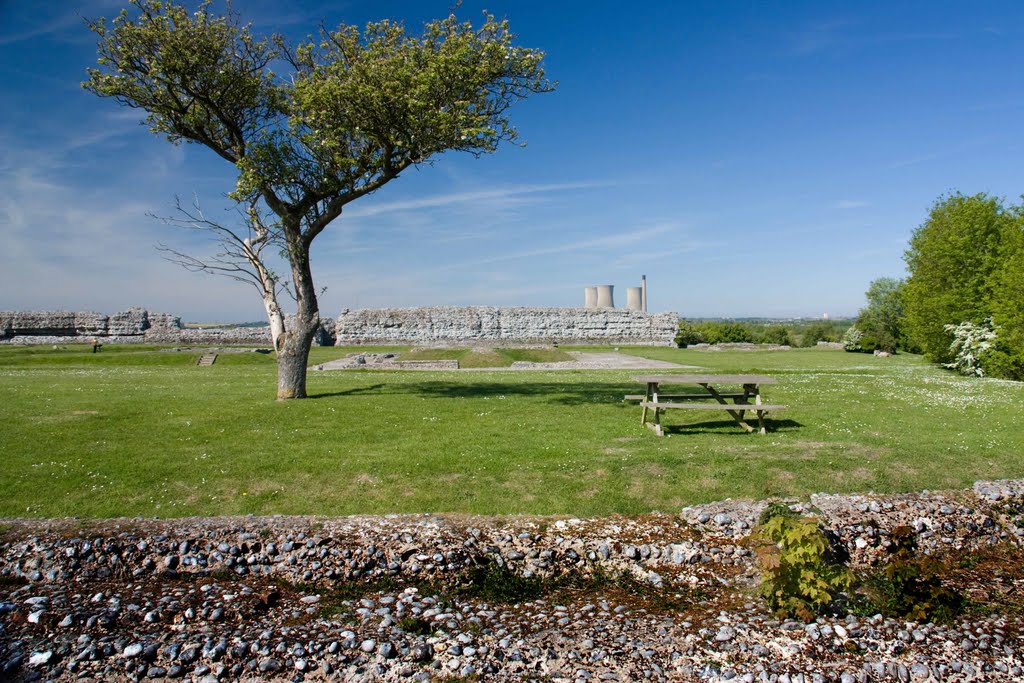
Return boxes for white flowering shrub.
[842,326,863,352]
[943,319,998,377]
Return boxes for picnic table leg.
[651,385,664,436]
[641,382,655,426]
[703,383,755,433]
[747,383,768,434]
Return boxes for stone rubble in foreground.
[1,481,1023,682]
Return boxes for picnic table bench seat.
[639,401,787,411]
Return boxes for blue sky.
[3,1,1024,322]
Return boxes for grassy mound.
[399,346,574,368]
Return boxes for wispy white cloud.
[0,13,80,46]
[611,240,726,270]
[788,19,855,56]
[0,1,124,46]
[346,181,613,218]
[787,19,957,57]
[0,123,262,320]
[890,152,942,169]
[835,199,869,209]
[469,222,679,266]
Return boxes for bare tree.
[155,196,290,348]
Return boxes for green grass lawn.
[1,344,1022,518]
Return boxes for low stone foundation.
[334,307,679,346]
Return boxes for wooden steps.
[197,354,218,366]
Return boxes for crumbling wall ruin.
[2,306,677,347]
[334,307,679,346]
[0,309,336,346]
[0,308,179,344]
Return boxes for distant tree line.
[675,191,1024,381]
[675,319,850,348]
[842,192,1023,379]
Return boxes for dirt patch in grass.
[635,463,670,478]
[696,476,720,490]
[890,462,920,477]
[771,469,796,482]
[845,443,889,460]
[850,467,876,482]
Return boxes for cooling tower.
[584,287,598,308]
[596,284,615,308]
[626,287,642,311]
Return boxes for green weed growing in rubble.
[753,511,851,622]
[856,525,965,623]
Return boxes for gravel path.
[2,481,1023,682]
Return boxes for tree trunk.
[276,324,316,399]
[262,291,286,352]
[275,220,321,400]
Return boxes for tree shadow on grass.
[310,381,640,407]
[309,384,386,398]
[657,418,802,435]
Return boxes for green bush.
[856,277,905,352]
[842,326,862,352]
[984,347,1024,381]
[859,332,880,353]
[675,320,705,348]
[757,501,799,525]
[758,325,792,346]
[801,321,839,347]
[698,321,753,344]
[753,512,851,621]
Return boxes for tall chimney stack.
[641,275,648,313]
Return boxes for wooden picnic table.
[631,374,785,436]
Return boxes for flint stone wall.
[0,309,336,346]
[334,307,679,346]
[0,308,180,342]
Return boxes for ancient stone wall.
[334,307,679,346]
[0,309,336,346]
[0,311,106,337]
[0,308,177,344]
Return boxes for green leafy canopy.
[83,0,554,238]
